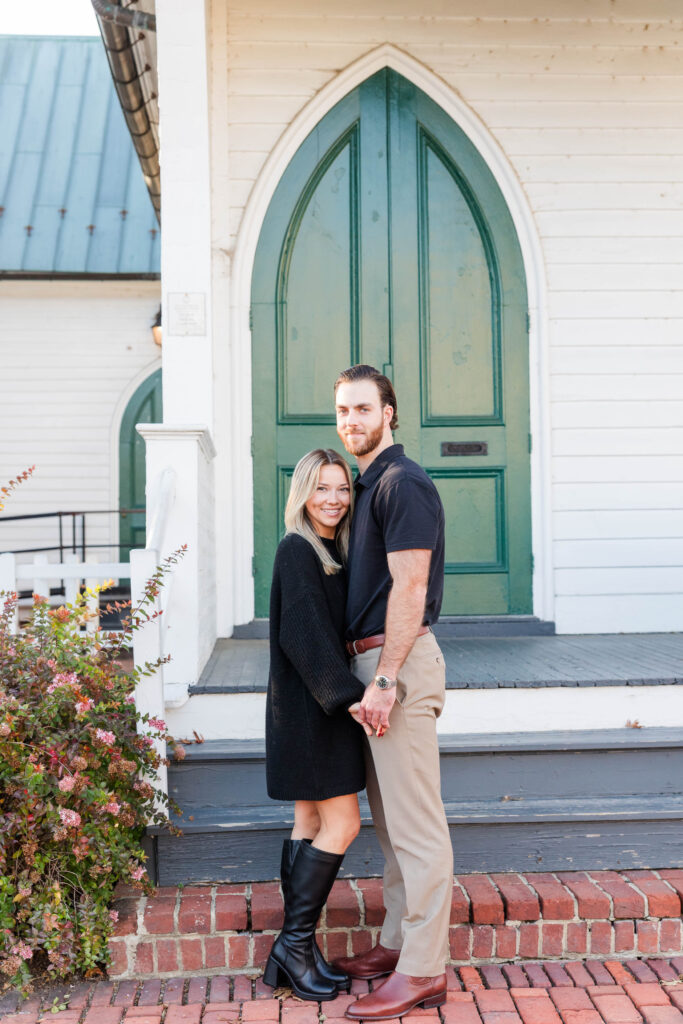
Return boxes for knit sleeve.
[276,537,365,715]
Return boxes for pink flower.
[11,942,33,961]
[0,722,10,737]
[130,865,145,881]
[50,672,78,690]
[47,659,56,668]
[148,717,166,731]
[94,728,115,746]
[104,801,120,815]
[58,807,81,828]
[143,735,155,747]
[109,910,119,923]
[58,776,76,792]
[125,694,136,705]
[75,699,94,715]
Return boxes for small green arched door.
[118,368,162,559]
[252,69,531,618]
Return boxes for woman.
[264,449,367,1002]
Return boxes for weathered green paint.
[118,368,162,559]
[252,69,531,617]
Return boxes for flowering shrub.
[0,551,184,992]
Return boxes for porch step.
[151,728,683,885]
[189,633,683,695]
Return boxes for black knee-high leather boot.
[263,841,343,1001]
[281,839,351,990]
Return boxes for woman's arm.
[275,537,365,715]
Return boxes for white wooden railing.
[0,468,176,798]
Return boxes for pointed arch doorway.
[251,68,531,619]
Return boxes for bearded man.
[333,364,453,1020]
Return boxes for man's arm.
[358,548,431,734]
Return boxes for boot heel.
[263,956,283,989]
[421,993,447,1009]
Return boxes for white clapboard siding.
[554,538,683,569]
[555,595,683,634]
[553,456,683,483]
[544,238,683,265]
[497,128,683,156]
[554,510,683,540]
[221,1,683,632]
[550,321,683,346]
[551,375,683,402]
[546,265,683,292]
[556,567,683,596]
[553,482,683,511]
[552,401,683,429]
[0,280,161,558]
[552,429,683,457]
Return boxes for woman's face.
[304,463,351,539]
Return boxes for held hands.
[348,702,373,737]
[348,682,396,737]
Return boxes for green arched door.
[252,69,531,618]
[118,368,162,559]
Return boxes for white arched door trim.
[228,43,553,627]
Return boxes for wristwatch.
[373,674,397,690]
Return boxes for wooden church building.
[3,2,683,881]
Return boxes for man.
[333,364,453,1019]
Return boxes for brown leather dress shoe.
[331,942,400,980]
[345,971,447,1020]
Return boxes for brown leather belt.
[346,625,430,657]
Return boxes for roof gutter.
[92,0,160,221]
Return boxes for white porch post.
[137,426,217,699]
[145,0,218,687]
[156,0,213,426]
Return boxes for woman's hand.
[348,702,374,737]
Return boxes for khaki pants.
[353,631,453,977]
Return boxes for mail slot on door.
[440,441,488,456]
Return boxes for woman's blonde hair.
[284,449,353,574]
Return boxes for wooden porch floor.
[191,632,683,694]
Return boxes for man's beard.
[339,421,385,457]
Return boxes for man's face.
[335,380,390,457]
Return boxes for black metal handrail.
[1,508,144,560]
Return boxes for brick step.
[4,958,683,1023]
[108,869,683,980]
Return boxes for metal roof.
[0,35,160,275]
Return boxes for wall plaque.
[167,292,206,337]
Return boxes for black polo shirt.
[345,444,445,641]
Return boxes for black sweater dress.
[265,532,366,801]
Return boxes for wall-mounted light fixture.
[152,306,162,347]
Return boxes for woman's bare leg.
[312,793,361,855]
[292,800,320,840]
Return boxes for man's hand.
[348,702,373,737]
[359,681,396,735]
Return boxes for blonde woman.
[264,449,367,1001]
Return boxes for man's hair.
[334,364,399,430]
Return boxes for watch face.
[375,675,390,689]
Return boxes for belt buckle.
[349,638,360,656]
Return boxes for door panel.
[252,69,531,617]
[119,368,162,559]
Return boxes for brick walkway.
[2,958,683,1023]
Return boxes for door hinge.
[526,311,531,333]
[252,555,257,577]
[530,553,535,574]
[249,305,254,331]
[528,432,532,453]
[250,435,255,457]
